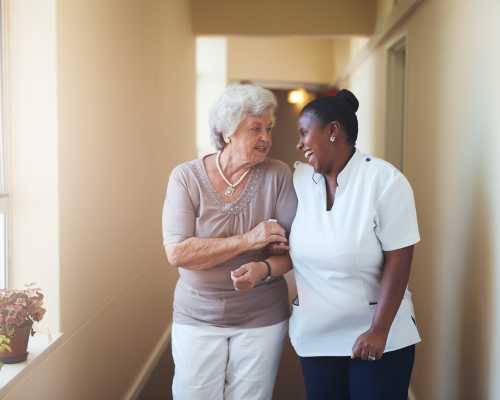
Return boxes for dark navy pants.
[299,345,415,400]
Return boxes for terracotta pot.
[0,320,33,364]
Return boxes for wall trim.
[124,323,173,400]
[334,0,424,86]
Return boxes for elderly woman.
[289,89,421,399]
[162,84,297,400]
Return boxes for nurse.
[289,89,421,400]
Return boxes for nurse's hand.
[266,242,290,255]
[231,262,268,291]
[351,328,388,361]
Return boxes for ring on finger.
[368,354,376,361]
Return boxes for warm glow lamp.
[288,89,307,105]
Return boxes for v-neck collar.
[337,148,362,190]
[320,149,362,212]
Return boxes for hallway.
[1,1,499,399]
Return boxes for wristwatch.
[261,260,272,282]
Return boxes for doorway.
[386,37,407,171]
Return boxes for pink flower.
[0,288,46,335]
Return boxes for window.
[0,2,8,289]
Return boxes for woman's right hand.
[243,220,288,251]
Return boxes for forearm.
[370,247,413,334]
[266,254,293,277]
[166,235,250,271]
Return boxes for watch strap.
[261,260,272,282]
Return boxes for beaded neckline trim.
[194,156,264,215]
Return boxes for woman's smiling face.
[230,110,274,165]
[297,112,335,174]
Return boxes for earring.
[223,136,231,144]
[329,136,336,143]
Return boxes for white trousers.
[171,320,288,400]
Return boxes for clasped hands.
[231,220,288,291]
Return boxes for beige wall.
[228,36,334,85]
[376,0,396,27]
[3,0,195,398]
[191,0,377,36]
[338,0,500,398]
[331,37,371,87]
[331,38,353,85]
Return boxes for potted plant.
[0,286,46,364]
[0,335,11,370]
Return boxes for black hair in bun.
[336,89,359,113]
[300,89,359,145]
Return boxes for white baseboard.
[123,323,172,400]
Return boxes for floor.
[138,337,306,400]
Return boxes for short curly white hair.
[208,84,277,150]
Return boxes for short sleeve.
[162,166,196,246]
[375,173,420,251]
[275,163,298,234]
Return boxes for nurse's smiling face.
[297,112,339,174]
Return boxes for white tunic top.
[289,149,421,357]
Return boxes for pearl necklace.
[215,151,251,197]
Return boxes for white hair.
[208,84,277,150]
